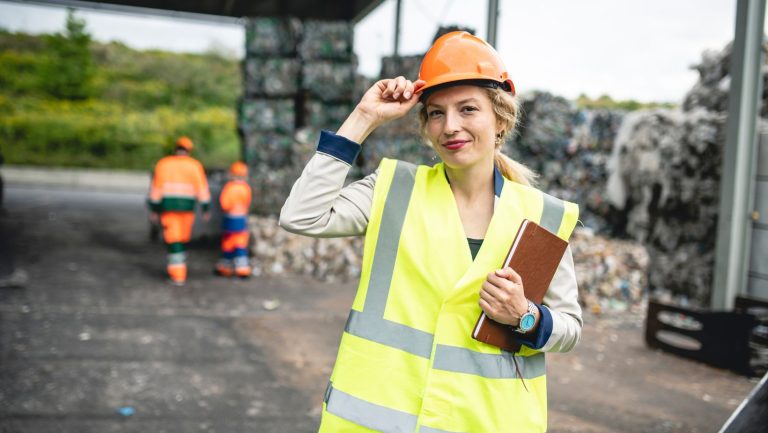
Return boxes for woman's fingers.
[392,76,407,99]
[380,76,417,101]
[495,267,523,285]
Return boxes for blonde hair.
[418,86,538,186]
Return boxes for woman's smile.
[443,139,470,151]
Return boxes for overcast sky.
[0,0,762,103]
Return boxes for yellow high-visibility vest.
[320,158,579,433]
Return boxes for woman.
[280,31,582,433]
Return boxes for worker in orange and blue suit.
[214,161,253,278]
[147,136,211,285]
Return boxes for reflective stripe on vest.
[344,160,560,377]
[325,383,460,433]
[323,159,579,432]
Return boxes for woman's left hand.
[479,267,530,326]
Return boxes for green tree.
[42,8,94,100]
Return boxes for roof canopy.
[25,0,384,22]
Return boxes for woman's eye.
[427,110,443,118]
[462,106,478,113]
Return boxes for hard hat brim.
[419,77,515,103]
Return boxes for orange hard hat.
[418,31,515,100]
[176,136,194,151]
[229,161,248,177]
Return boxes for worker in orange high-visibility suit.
[215,161,252,278]
[147,136,211,285]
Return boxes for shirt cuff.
[316,130,361,165]
[517,303,553,350]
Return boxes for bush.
[0,99,239,170]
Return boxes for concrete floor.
[0,185,759,433]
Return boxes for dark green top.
[468,238,484,260]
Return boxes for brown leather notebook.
[472,219,568,352]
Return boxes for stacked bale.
[509,92,625,232]
[240,18,360,214]
[299,20,356,149]
[241,17,302,214]
[606,40,768,305]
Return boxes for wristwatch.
[514,300,537,334]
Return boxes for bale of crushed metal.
[243,58,300,96]
[298,20,354,61]
[244,17,301,57]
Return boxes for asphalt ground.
[0,184,760,433]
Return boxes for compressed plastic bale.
[302,61,356,102]
[239,98,295,134]
[244,17,301,56]
[243,58,300,96]
[242,132,296,168]
[304,100,353,131]
[299,20,354,60]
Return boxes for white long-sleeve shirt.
[280,132,582,352]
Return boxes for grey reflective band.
[345,161,436,359]
[345,161,557,373]
[325,383,468,433]
[419,426,467,433]
[539,192,565,234]
[167,252,186,264]
[325,384,417,433]
[432,345,546,379]
[364,161,418,316]
[345,310,434,358]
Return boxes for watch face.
[521,314,536,331]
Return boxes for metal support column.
[393,0,402,58]
[712,0,767,309]
[486,0,499,46]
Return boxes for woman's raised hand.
[358,77,426,126]
[336,77,425,144]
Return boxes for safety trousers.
[216,230,250,277]
[160,211,195,283]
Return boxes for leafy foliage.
[575,93,677,111]
[0,11,241,170]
